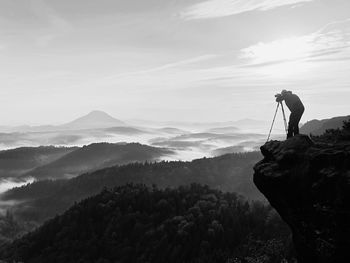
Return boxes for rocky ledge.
[254,135,350,263]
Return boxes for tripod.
[266,102,288,142]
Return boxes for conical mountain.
[61,110,125,130]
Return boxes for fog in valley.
[0,110,286,209]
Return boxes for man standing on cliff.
[275,90,305,139]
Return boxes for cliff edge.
[254,135,350,263]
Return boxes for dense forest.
[0,211,33,247]
[0,184,294,263]
[3,152,263,225]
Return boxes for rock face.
[254,135,350,263]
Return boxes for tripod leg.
[266,103,280,142]
[280,102,288,136]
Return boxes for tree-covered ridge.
[0,184,293,263]
[0,211,37,247]
[3,152,263,224]
[300,115,350,136]
[23,142,174,180]
[0,146,77,179]
[0,142,173,181]
[311,120,350,143]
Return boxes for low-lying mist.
[0,178,35,195]
[0,124,285,161]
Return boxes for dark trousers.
[287,107,304,139]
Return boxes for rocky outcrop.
[254,135,350,263]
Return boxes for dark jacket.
[282,93,304,112]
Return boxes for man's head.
[281,90,292,96]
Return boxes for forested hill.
[23,142,174,180]
[300,115,350,136]
[0,184,292,263]
[3,152,263,224]
[0,143,173,180]
[0,146,77,179]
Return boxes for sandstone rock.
[254,135,350,263]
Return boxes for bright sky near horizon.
[0,0,349,125]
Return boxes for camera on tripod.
[275,93,283,102]
[267,93,288,142]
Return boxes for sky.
[0,0,349,125]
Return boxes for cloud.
[58,54,218,97]
[181,0,315,20]
[0,177,35,195]
[30,0,73,47]
[101,54,217,82]
[239,18,350,65]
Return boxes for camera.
[275,93,283,102]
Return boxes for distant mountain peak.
[61,110,126,130]
[86,110,112,117]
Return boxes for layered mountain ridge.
[0,143,173,181]
[300,115,350,136]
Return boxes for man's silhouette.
[275,90,304,139]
